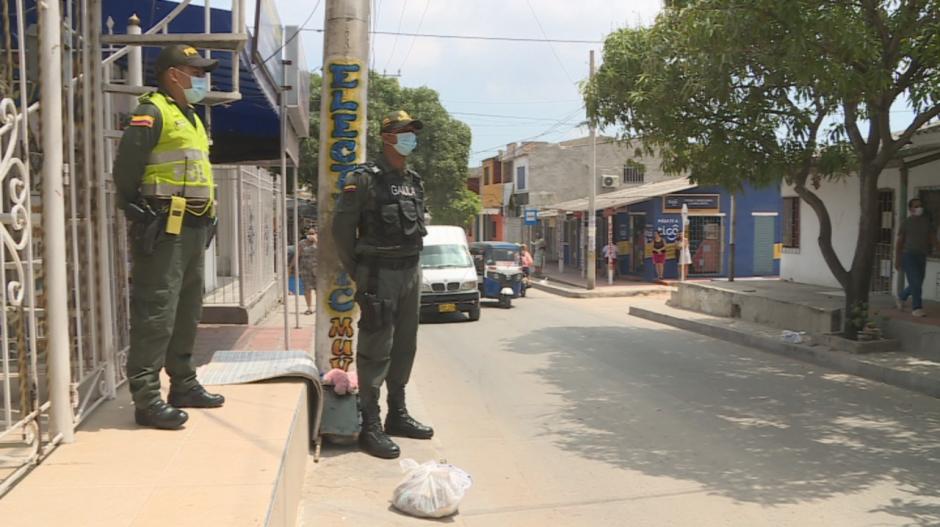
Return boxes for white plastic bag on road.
[392,459,472,518]
[781,330,805,344]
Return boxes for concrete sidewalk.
[532,267,674,298]
[629,298,940,400]
[0,297,318,527]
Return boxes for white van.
[420,226,481,321]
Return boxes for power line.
[524,0,575,84]
[302,28,603,44]
[471,106,586,155]
[398,0,431,71]
[444,98,583,105]
[383,0,409,72]
[451,110,582,122]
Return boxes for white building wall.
[781,162,940,301]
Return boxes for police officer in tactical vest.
[114,44,225,430]
[333,110,434,459]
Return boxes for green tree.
[300,73,479,229]
[587,0,940,338]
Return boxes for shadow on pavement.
[504,325,940,525]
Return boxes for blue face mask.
[393,132,418,156]
[175,68,209,104]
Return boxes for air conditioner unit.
[601,174,620,189]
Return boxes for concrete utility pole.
[729,194,736,282]
[315,0,370,373]
[586,50,597,290]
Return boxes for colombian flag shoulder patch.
[129,114,155,128]
[343,183,357,192]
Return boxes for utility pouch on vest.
[165,196,186,235]
[355,261,393,332]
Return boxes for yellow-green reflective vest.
[140,92,214,202]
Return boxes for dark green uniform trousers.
[355,263,421,408]
[127,224,206,407]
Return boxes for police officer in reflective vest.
[333,111,433,459]
[114,44,225,430]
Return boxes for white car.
[419,226,481,321]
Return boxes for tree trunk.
[843,167,883,339]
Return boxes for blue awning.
[102,0,284,163]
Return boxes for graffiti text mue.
[325,60,365,371]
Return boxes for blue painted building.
[554,182,783,282]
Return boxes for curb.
[629,306,940,400]
[530,282,671,299]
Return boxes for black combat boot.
[385,386,434,439]
[359,390,401,459]
[168,385,225,408]
[135,400,188,430]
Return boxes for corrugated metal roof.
[548,177,697,211]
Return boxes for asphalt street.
[300,290,940,526]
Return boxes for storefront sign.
[656,217,681,259]
[524,208,539,225]
[663,194,720,213]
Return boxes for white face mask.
[173,68,209,104]
[307,234,316,241]
[912,207,924,216]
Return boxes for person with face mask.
[113,44,224,430]
[298,227,319,315]
[332,111,432,459]
[895,198,939,317]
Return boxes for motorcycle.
[469,242,524,309]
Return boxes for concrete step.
[629,303,940,400]
[670,281,843,334]
[0,379,310,527]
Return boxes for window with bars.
[623,165,645,184]
[782,197,800,248]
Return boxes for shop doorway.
[689,216,723,276]
[752,215,776,275]
[630,215,646,274]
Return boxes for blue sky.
[227,0,665,166]
[205,0,924,167]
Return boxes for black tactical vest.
[361,163,427,254]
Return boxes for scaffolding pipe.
[80,0,101,394]
[280,83,291,349]
[232,0,241,93]
[64,0,86,383]
[102,0,194,66]
[236,168,246,307]
[293,166,300,329]
[127,15,143,89]
[91,0,118,398]
[40,0,75,443]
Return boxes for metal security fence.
[204,165,279,308]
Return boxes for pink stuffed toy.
[323,369,359,395]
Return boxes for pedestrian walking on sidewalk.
[602,241,619,278]
[520,244,534,271]
[652,230,667,281]
[533,237,546,276]
[333,110,434,459]
[896,198,939,317]
[298,226,318,315]
[114,44,225,430]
